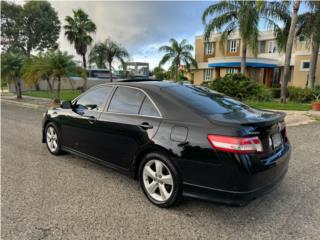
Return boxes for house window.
[268,40,277,53]
[226,68,237,74]
[259,41,266,53]
[300,60,310,71]
[204,42,214,55]
[203,69,213,81]
[228,40,238,53]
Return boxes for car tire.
[45,123,62,155]
[139,152,182,208]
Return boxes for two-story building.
[193,30,320,87]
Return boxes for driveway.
[1,102,320,240]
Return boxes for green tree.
[158,38,197,81]
[64,9,96,90]
[202,0,288,74]
[281,0,301,102]
[1,0,60,55]
[22,54,54,92]
[1,53,25,99]
[153,66,166,80]
[22,51,80,100]
[89,43,107,68]
[90,39,129,82]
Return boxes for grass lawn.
[23,90,81,101]
[245,101,311,111]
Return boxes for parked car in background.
[42,81,291,207]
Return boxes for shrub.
[312,86,320,102]
[205,73,271,101]
[287,86,314,103]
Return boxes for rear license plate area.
[271,132,282,149]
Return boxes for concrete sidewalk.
[1,94,319,126]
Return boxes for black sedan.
[42,81,291,207]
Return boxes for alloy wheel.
[142,159,174,202]
[46,126,58,153]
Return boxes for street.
[1,102,320,240]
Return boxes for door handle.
[139,122,153,130]
[86,116,97,124]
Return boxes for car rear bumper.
[181,144,291,206]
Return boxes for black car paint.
[42,81,291,205]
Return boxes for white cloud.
[49,1,210,69]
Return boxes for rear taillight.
[207,135,263,154]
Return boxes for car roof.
[98,80,181,91]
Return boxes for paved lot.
[1,102,320,240]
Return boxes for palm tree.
[1,52,25,99]
[64,9,96,90]
[90,39,129,82]
[202,0,288,74]
[305,1,320,88]
[158,38,197,81]
[281,0,301,102]
[89,42,107,68]
[22,51,80,100]
[22,54,54,92]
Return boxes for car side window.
[108,87,145,114]
[139,97,160,117]
[75,86,113,111]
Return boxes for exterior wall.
[193,70,204,85]
[194,30,320,88]
[290,54,320,87]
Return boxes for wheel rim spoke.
[155,160,163,175]
[159,183,170,200]
[146,181,158,194]
[144,166,156,179]
[161,175,173,185]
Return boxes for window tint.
[140,97,160,117]
[108,87,145,114]
[75,86,112,111]
[163,85,252,114]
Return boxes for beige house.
[193,30,320,88]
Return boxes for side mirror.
[61,100,72,109]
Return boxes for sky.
[49,1,213,69]
[12,0,309,70]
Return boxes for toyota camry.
[42,81,291,207]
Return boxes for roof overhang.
[208,57,278,68]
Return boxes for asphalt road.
[1,102,320,240]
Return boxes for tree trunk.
[308,37,319,88]
[241,41,247,74]
[109,61,113,82]
[55,76,61,100]
[15,79,22,99]
[45,76,53,92]
[82,54,87,91]
[281,0,300,103]
[35,83,40,91]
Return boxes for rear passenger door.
[96,86,162,169]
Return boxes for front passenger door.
[60,86,114,156]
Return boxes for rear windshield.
[162,85,252,114]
